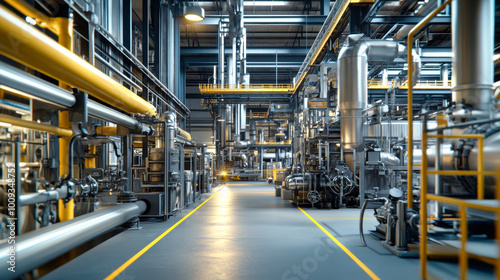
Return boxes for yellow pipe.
[85,145,97,170]
[0,113,73,137]
[96,126,118,136]
[407,0,452,211]
[177,128,192,141]
[55,16,74,222]
[3,0,59,34]
[293,0,364,93]
[459,206,468,279]
[0,5,156,115]
[477,137,484,200]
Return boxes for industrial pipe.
[336,34,418,149]
[176,127,192,141]
[0,114,73,137]
[0,61,76,107]
[451,0,494,111]
[19,187,68,206]
[0,6,156,115]
[0,60,145,130]
[0,201,146,279]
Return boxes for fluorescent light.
[244,1,290,6]
[494,54,500,62]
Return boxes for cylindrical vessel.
[451,0,494,110]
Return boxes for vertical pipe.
[435,132,443,220]
[218,21,225,88]
[56,15,75,222]
[382,68,388,87]
[213,65,217,85]
[276,52,278,85]
[15,141,21,235]
[440,64,448,87]
[396,200,408,249]
[232,37,237,88]
[166,3,175,91]
[451,0,494,111]
[320,63,327,98]
[174,16,181,99]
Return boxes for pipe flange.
[63,180,76,202]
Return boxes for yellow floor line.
[104,187,225,280]
[295,205,381,280]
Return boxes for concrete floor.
[42,182,495,280]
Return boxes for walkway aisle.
[44,182,426,280]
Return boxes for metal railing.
[199,83,294,94]
[420,129,499,279]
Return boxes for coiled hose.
[360,197,389,246]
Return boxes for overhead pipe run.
[0,6,156,115]
[0,201,146,279]
[0,60,149,130]
[0,114,73,137]
[336,34,420,149]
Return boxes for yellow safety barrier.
[419,130,498,279]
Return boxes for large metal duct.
[451,0,494,110]
[0,201,146,279]
[337,34,419,149]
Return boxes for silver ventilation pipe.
[451,0,494,110]
[258,128,265,143]
[337,34,420,149]
[218,20,226,88]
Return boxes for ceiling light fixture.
[184,4,205,22]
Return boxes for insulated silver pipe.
[337,35,417,149]
[87,100,140,129]
[19,188,68,206]
[166,4,175,90]
[0,61,76,107]
[218,20,225,87]
[0,60,143,129]
[451,0,494,110]
[0,201,146,279]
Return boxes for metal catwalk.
[42,182,493,280]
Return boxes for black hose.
[360,197,389,246]
[360,199,370,246]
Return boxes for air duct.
[337,34,420,149]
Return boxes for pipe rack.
[0,5,156,115]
